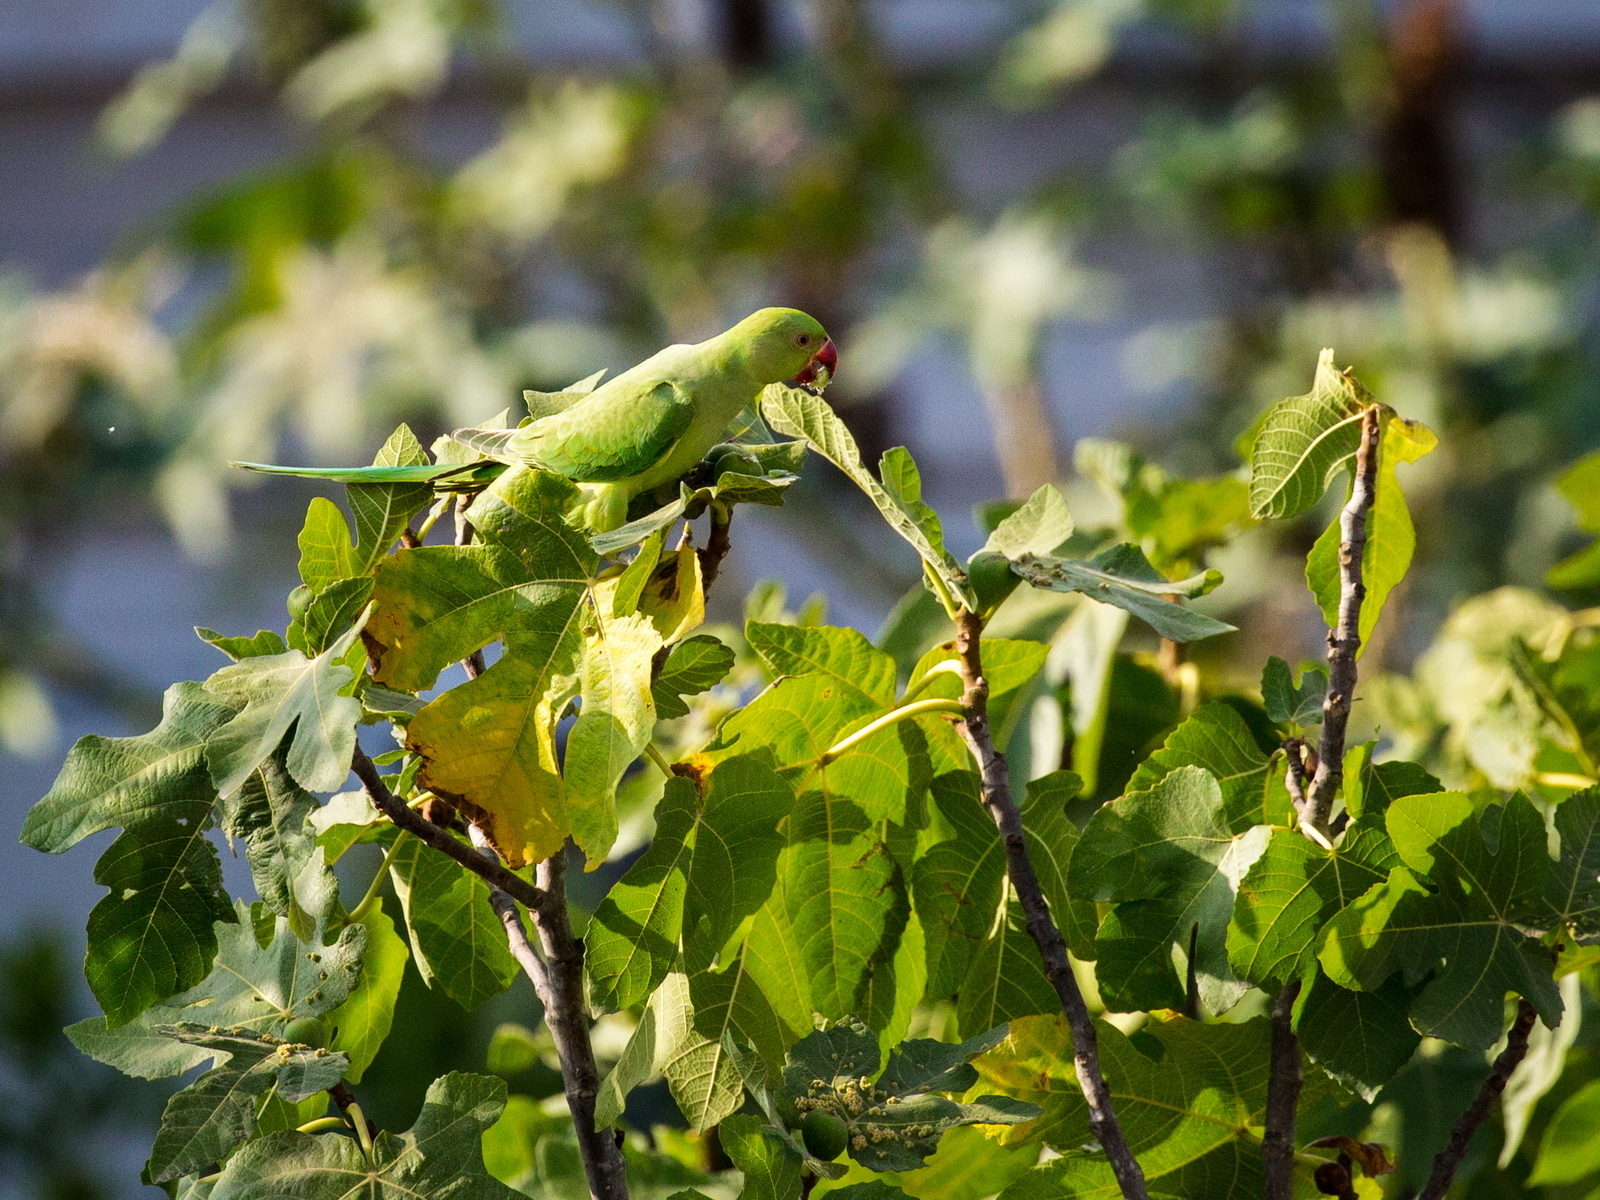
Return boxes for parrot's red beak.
[794,338,838,387]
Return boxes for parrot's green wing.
[510,380,694,483]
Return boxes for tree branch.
[527,851,630,1200]
[350,747,551,915]
[1417,998,1537,1200]
[1304,407,1382,832]
[950,609,1150,1200]
[1263,980,1305,1200]
[697,502,733,591]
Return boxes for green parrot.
[488,307,836,532]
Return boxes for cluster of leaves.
[24,359,1600,1200]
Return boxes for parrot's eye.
[796,334,811,347]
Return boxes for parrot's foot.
[575,483,633,533]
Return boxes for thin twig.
[950,609,1150,1200]
[350,747,550,915]
[1263,980,1305,1200]
[1417,999,1537,1200]
[528,851,630,1200]
[1304,407,1382,832]
[697,502,733,590]
[1283,739,1310,823]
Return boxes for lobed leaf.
[1247,348,1369,520]
[389,836,518,1011]
[1069,766,1270,1015]
[209,1071,518,1200]
[761,385,976,611]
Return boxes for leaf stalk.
[818,698,965,765]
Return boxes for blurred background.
[4,0,1600,1195]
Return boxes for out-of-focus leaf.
[388,835,517,1011]
[209,1072,518,1200]
[594,1006,657,1128]
[1009,544,1233,643]
[1530,1077,1600,1184]
[1548,450,1600,588]
[1069,766,1270,1014]
[1248,348,1369,520]
[761,385,975,611]
[1319,791,1563,1049]
[1500,972,1584,1165]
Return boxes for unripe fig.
[282,1017,328,1048]
[800,1111,848,1161]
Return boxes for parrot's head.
[732,307,837,390]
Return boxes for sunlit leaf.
[1009,545,1233,643]
[202,618,367,797]
[323,897,408,1083]
[1247,348,1369,520]
[22,681,236,853]
[761,385,976,611]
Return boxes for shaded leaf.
[586,778,695,1012]
[86,821,236,1026]
[389,836,518,1011]
[1319,791,1562,1049]
[209,1072,518,1200]
[719,1114,802,1200]
[347,423,433,574]
[653,635,735,719]
[1292,972,1420,1101]
[1260,656,1327,726]
[651,972,745,1131]
[1069,766,1270,1015]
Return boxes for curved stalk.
[344,830,411,926]
[818,698,965,764]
